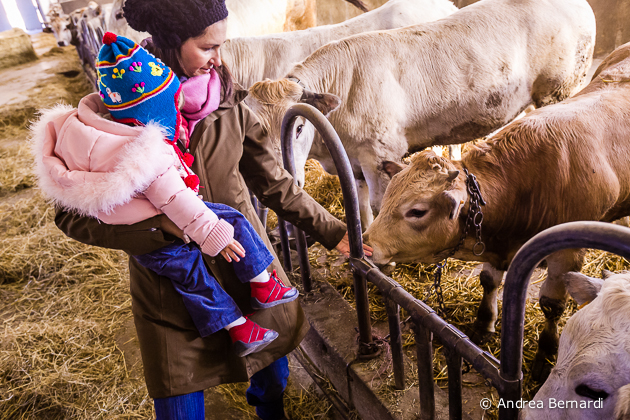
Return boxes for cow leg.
[471,263,504,343]
[356,178,373,230]
[531,248,585,383]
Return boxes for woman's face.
[179,18,228,78]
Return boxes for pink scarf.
[181,70,221,139]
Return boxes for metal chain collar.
[430,168,486,319]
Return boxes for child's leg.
[134,241,278,356]
[204,202,298,309]
[134,241,243,336]
[204,202,275,281]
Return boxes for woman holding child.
[48,0,370,419]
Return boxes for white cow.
[247,0,596,228]
[223,0,458,89]
[521,271,630,420]
[47,3,72,46]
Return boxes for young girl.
[32,32,298,357]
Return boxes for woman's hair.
[143,38,234,102]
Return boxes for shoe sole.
[234,330,279,357]
[250,289,299,310]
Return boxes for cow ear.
[300,90,341,116]
[446,170,460,182]
[564,272,604,307]
[443,188,466,220]
[381,161,407,179]
[614,384,630,420]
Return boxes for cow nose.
[362,232,370,245]
[57,41,66,46]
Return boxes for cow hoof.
[530,350,554,383]
[464,323,495,345]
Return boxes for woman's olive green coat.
[55,90,346,398]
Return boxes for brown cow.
[364,42,630,381]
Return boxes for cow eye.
[296,124,304,137]
[575,384,609,400]
[405,209,427,219]
[115,11,124,19]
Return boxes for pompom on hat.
[97,32,200,190]
[123,0,228,50]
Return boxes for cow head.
[247,78,340,187]
[363,150,466,265]
[48,8,73,47]
[521,272,630,420]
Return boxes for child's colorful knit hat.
[96,32,200,191]
[96,32,182,142]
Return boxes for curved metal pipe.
[500,221,630,418]
[280,103,373,349]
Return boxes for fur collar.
[30,102,176,217]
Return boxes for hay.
[0,41,152,419]
[0,192,153,419]
[0,143,36,197]
[0,29,37,70]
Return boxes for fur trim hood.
[30,93,177,218]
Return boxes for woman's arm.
[54,207,179,256]
[237,104,347,251]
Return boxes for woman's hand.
[220,239,246,262]
[335,231,373,257]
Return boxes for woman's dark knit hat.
[123,0,228,50]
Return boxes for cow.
[246,0,596,228]
[106,0,369,44]
[47,3,72,46]
[362,42,630,383]
[520,271,630,420]
[222,0,458,89]
[47,2,102,49]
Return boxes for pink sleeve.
[143,166,234,256]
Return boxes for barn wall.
[316,0,388,25]
[453,0,630,58]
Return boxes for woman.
[55,0,371,419]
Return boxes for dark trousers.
[154,356,290,420]
[134,202,275,336]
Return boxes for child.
[31,32,298,357]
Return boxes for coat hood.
[30,93,176,218]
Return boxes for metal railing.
[279,103,630,419]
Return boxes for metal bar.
[415,324,435,420]
[350,257,505,391]
[294,226,312,292]
[500,221,630,419]
[446,349,463,420]
[280,104,373,350]
[278,218,292,272]
[385,298,405,390]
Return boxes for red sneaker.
[250,270,299,310]
[228,318,278,357]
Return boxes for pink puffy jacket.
[31,93,234,257]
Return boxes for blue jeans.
[154,356,289,420]
[134,202,275,336]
